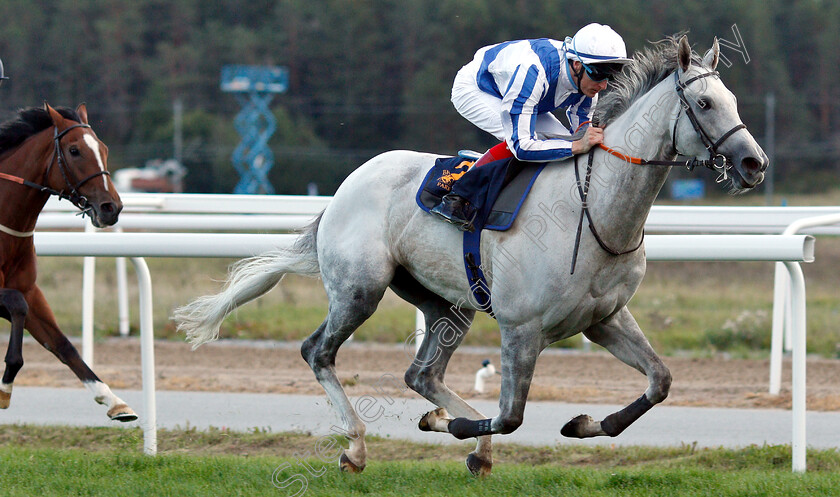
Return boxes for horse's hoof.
[465,452,492,477]
[339,452,365,473]
[418,407,450,432]
[0,389,10,409]
[561,414,603,438]
[108,404,138,422]
[418,411,433,431]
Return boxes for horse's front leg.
[23,285,137,422]
[421,320,542,439]
[1,288,28,409]
[562,306,671,438]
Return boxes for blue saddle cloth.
[416,156,546,231]
[416,156,547,316]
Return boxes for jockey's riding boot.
[473,141,515,167]
[430,193,476,232]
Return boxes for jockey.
[433,23,631,231]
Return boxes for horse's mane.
[594,34,704,127]
[0,106,81,155]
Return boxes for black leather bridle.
[670,70,746,181]
[42,123,110,216]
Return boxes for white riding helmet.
[565,23,632,65]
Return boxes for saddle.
[416,155,547,316]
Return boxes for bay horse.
[174,36,767,475]
[0,104,136,422]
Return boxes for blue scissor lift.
[221,65,288,194]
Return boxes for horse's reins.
[0,123,109,237]
[570,70,747,274]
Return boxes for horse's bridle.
[46,123,111,215]
[0,123,110,218]
[670,70,746,182]
[597,69,748,183]
[570,68,749,274]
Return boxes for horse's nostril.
[742,157,762,175]
[100,202,116,214]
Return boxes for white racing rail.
[40,196,840,395]
[40,196,840,394]
[33,232,815,472]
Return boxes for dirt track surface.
[7,337,840,411]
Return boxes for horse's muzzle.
[732,152,768,190]
[92,201,122,227]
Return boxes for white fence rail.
[32,231,814,472]
[42,195,840,234]
[39,195,840,392]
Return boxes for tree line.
[0,0,837,195]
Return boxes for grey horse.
[173,36,767,476]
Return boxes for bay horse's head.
[672,36,769,192]
[44,103,122,227]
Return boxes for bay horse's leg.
[562,306,671,438]
[0,289,28,409]
[300,270,392,473]
[420,321,542,441]
[389,268,492,476]
[23,285,137,422]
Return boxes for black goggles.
[582,62,623,83]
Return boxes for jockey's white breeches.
[451,62,572,144]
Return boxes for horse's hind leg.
[0,289,28,409]
[562,306,671,438]
[23,286,137,422]
[389,268,492,476]
[300,267,392,473]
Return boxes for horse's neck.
[0,135,54,232]
[592,78,679,249]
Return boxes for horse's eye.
[697,98,712,110]
[69,146,80,156]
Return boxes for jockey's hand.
[572,126,604,155]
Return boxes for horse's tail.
[172,213,323,349]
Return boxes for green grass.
[1,425,840,496]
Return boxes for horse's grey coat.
[173,36,768,475]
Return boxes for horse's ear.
[75,103,89,124]
[703,37,720,70]
[44,102,67,131]
[678,35,692,72]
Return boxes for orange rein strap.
[575,120,680,166]
[574,121,647,165]
[0,171,26,185]
[597,144,645,165]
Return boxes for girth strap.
[463,229,495,318]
